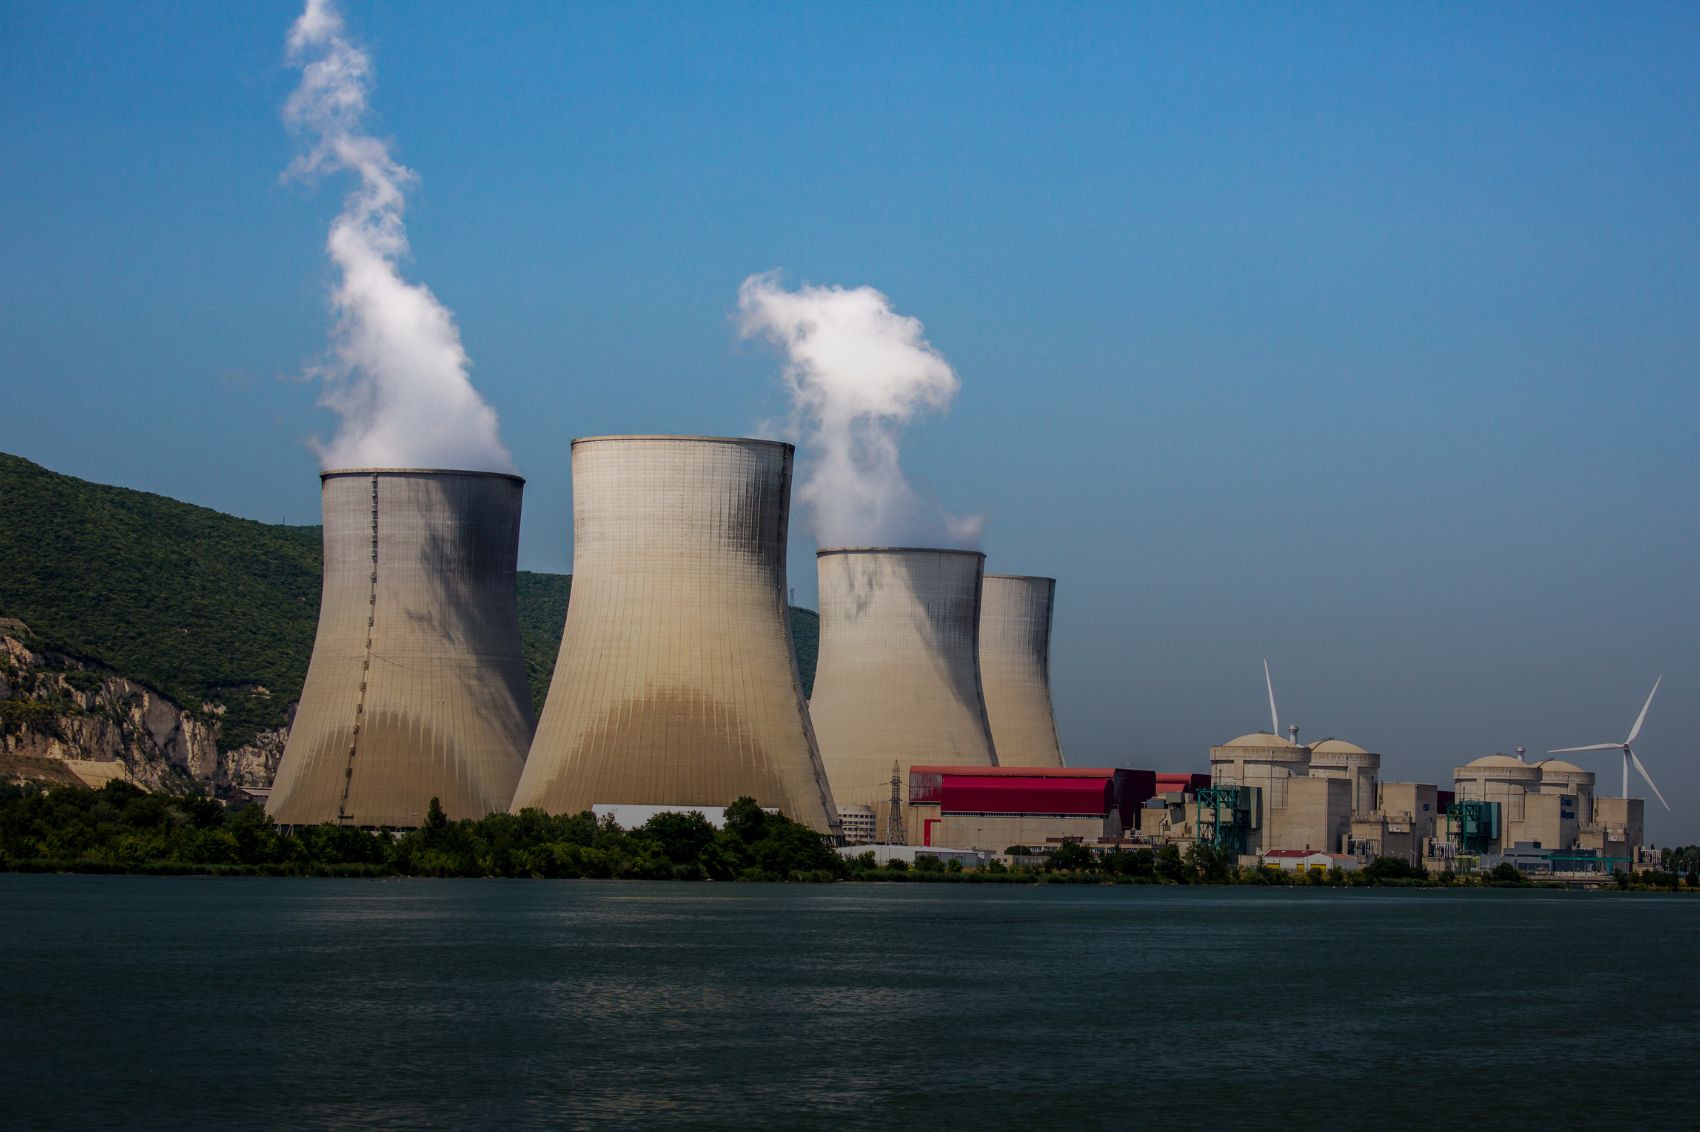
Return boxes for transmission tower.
[885,761,906,845]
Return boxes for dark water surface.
[2,876,1695,1130]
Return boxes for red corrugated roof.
[910,765,1122,778]
[940,775,1114,816]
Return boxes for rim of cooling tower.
[984,573,1056,583]
[570,435,793,451]
[320,467,525,484]
[817,546,987,558]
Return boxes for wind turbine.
[1264,659,1298,744]
[1264,659,1280,736]
[1548,676,1671,811]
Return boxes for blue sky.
[4,2,1698,839]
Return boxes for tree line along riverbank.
[3,781,1696,889]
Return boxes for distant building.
[592,803,740,830]
[1350,781,1439,866]
[1308,739,1380,816]
[1260,849,1361,874]
[837,804,876,845]
[900,765,1174,852]
[1207,732,1351,856]
[1440,754,1649,872]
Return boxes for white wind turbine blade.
[1264,659,1280,738]
[1548,743,1625,753]
[1628,748,1671,811]
[1626,675,1662,744]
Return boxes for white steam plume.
[283,0,514,473]
[738,271,982,547]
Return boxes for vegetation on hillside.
[0,453,321,750]
[789,607,820,698]
[0,453,824,751]
[514,571,572,709]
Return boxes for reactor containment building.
[511,436,839,835]
[977,573,1065,768]
[267,469,537,828]
[808,546,999,814]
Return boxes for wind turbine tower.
[1549,676,1671,810]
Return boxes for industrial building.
[268,469,536,828]
[903,765,1144,850]
[511,436,839,835]
[977,574,1065,768]
[1259,849,1362,874]
[1191,730,1459,867]
[1349,781,1440,865]
[808,547,999,816]
[1309,738,1380,816]
[1204,732,1351,856]
[889,765,1227,852]
[1440,753,1648,872]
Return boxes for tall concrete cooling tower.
[268,469,535,828]
[809,547,998,813]
[511,436,838,834]
[978,574,1065,768]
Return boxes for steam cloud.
[738,272,982,548]
[284,0,515,472]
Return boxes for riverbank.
[6,781,1694,890]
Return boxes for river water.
[1,876,1694,1129]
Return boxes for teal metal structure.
[1196,786,1251,855]
[1445,800,1500,854]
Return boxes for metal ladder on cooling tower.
[336,473,381,825]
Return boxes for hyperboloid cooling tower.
[809,547,998,812]
[267,469,535,828]
[511,436,838,834]
[978,574,1065,768]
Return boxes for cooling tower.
[268,469,535,828]
[978,574,1065,768]
[809,547,998,813]
[511,436,838,834]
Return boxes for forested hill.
[0,453,821,755]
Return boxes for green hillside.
[789,607,819,698]
[514,571,572,709]
[0,453,821,748]
[0,453,322,750]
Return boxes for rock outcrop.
[0,629,284,797]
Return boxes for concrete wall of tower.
[809,547,999,814]
[267,470,535,828]
[977,574,1065,768]
[512,436,838,835]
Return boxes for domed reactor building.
[512,436,838,835]
[268,469,536,828]
[977,574,1065,768]
[809,547,999,815]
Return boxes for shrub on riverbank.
[0,782,846,881]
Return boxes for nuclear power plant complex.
[257,443,1669,880]
[266,469,535,828]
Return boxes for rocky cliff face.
[0,627,284,797]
